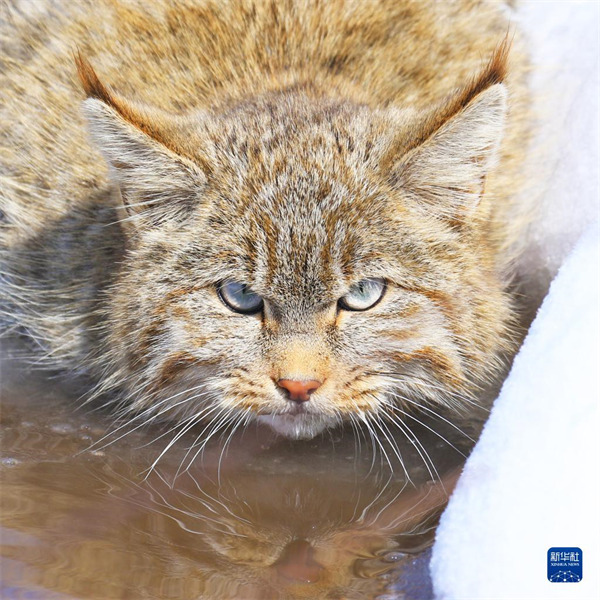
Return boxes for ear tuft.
[75,50,117,108]
[403,37,511,154]
[74,51,178,150]
[82,97,207,227]
[385,38,512,222]
[392,83,508,220]
[457,35,510,106]
[75,51,207,227]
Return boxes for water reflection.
[1,344,483,599]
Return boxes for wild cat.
[0,0,530,442]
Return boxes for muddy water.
[0,342,484,600]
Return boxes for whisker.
[358,412,393,473]
[384,398,468,459]
[217,409,248,485]
[370,414,412,485]
[381,408,442,487]
[83,386,210,453]
[394,395,477,443]
[144,402,225,478]
[177,406,236,476]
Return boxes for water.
[0,342,483,599]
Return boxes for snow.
[430,2,600,598]
[515,0,599,292]
[431,227,599,599]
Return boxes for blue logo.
[547,547,582,582]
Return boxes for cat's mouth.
[257,412,336,440]
[285,403,309,416]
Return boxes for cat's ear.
[389,43,509,222]
[76,53,206,226]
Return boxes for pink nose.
[277,379,322,403]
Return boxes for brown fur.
[399,37,511,154]
[1,0,531,441]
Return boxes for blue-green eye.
[218,281,264,314]
[338,278,386,311]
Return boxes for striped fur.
[0,0,530,440]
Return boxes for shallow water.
[0,342,483,600]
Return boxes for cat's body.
[1,0,531,440]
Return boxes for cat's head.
[78,45,513,440]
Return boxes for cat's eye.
[218,281,264,314]
[338,278,386,311]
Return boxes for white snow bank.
[515,0,599,297]
[431,225,600,598]
[430,2,600,598]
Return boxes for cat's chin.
[257,413,335,440]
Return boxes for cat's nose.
[276,378,322,403]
